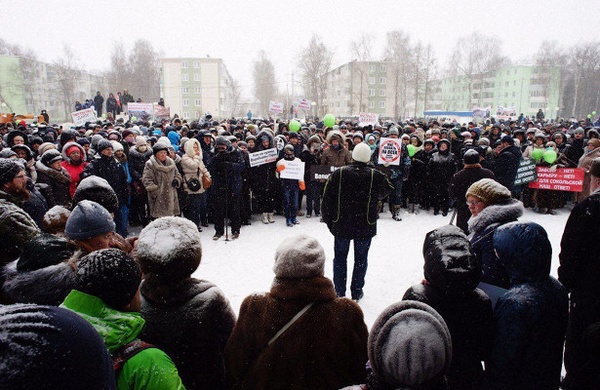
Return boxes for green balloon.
[323,113,336,129]
[289,120,301,132]
[532,148,544,161]
[593,111,597,115]
[588,114,593,119]
[131,116,137,122]
[544,149,557,164]
[407,144,417,157]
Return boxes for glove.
[172,179,179,187]
[299,181,306,191]
[383,162,390,167]
[276,164,286,172]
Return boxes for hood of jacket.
[423,225,482,294]
[493,221,552,285]
[184,138,203,160]
[468,198,524,234]
[61,141,87,163]
[256,129,275,150]
[60,289,145,353]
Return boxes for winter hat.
[75,248,141,310]
[11,144,33,161]
[136,137,148,148]
[463,148,481,165]
[0,148,17,159]
[137,217,202,281]
[96,139,113,153]
[587,138,600,149]
[352,142,372,163]
[500,135,515,145]
[65,144,81,157]
[121,129,134,140]
[72,175,119,213]
[40,149,63,166]
[76,137,90,147]
[589,157,600,178]
[152,142,169,155]
[42,205,71,235]
[110,140,124,152]
[368,300,452,388]
[574,127,585,135]
[422,225,481,293]
[65,200,115,241]
[273,234,325,278]
[0,304,116,390]
[37,142,57,157]
[465,178,511,205]
[17,233,75,272]
[0,158,24,185]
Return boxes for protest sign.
[249,148,278,167]
[297,98,311,111]
[127,103,154,121]
[359,112,379,127]
[71,108,97,126]
[377,137,402,166]
[528,167,584,192]
[310,165,339,182]
[269,101,284,114]
[513,159,538,186]
[279,160,305,181]
[153,104,171,121]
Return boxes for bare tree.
[226,77,242,118]
[449,31,506,109]
[106,41,131,93]
[252,50,277,116]
[566,42,600,118]
[384,30,412,119]
[298,35,333,118]
[127,39,161,103]
[52,44,82,120]
[350,33,374,115]
[535,40,568,119]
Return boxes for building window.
[369,64,376,72]
[183,112,190,119]
[194,87,201,94]
[182,87,189,94]
[512,92,516,97]
[380,77,386,85]
[513,81,517,86]
[193,61,200,68]
[194,74,200,81]
[181,61,188,68]
[379,89,386,97]
[379,101,385,109]
[182,74,188,81]
[369,101,375,108]
[369,89,375,97]
[194,112,201,118]
[195,99,201,106]
[505,92,508,98]
[380,64,387,72]
[337,90,341,97]
[183,99,189,107]
[505,81,509,87]
[368,77,375,85]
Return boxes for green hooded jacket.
[61,290,185,390]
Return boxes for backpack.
[112,340,155,373]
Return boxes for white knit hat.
[352,142,372,163]
[273,234,325,278]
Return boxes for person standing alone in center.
[322,142,393,301]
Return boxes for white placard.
[71,108,97,126]
[279,160,305,181]
[269,101,284,114]
[128,103,154,121]
[297,98,311,111]
[377,137,402,166]
[249,148,278,167]
[359,112,379,126]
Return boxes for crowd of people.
[2,111,600,389]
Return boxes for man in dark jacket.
[559,157,600,389]
[93,91,104,117]
[322,142,393,301]
[484,135,521,192]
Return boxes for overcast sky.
[3,0,599,97]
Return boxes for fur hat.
[75,248,141,310]
[465,178,511,205]
[463,149,481,165]
[96,139,113,153]
[352,142,372,163]
[590,157,600,178]
[72,176,119,213]
[0,158,24,186]
[273,234,325,278]
[137,217,202,281]
[65,200,115,241]
[368,300,452,388]
[40,149,62,166]
[17,233,74,272]
[587,138,600,149]
[0,304,116,389]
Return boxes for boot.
[261,212,269,224]
[267,212,275,223]
[392,205,402,221]
[286,218,293,227]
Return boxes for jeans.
[182,193,206,228]
[333,236,372,298]
[114,203,129,238]
[284,187,299,221]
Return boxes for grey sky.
[3,0,599,97]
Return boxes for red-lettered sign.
[377,138,401,166]
[528,167,585,192]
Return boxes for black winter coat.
[449,165,496,233]
[81,155,129,206]
[127,146,152,183]
[403,225,494,390]
[34,161,72,208]
[140,278,236,390]
[427,151,457,196]
[322,162,393,239]
[484,145,521,191]
[208,147,245,196]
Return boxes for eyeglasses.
[14,174,27,180]
[467,199,484,206]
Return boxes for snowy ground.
[180,205,571,329]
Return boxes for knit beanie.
[40,149,63,166]
[17,233,75,272]
[368,300,452,388]
[37,142,57,157]
[0,148,17,159]
[137,216,202,281]
[75,248,141,310]
[0,158,24,185]
[465,178,511,205]
[590,157,600,178]
[273,234,325,278]
[463,148,481,165]
[352,142,372,163]
[0,304,116,389]
[64,200,115,241]
[96,139,113,153]
[136,137,148,148]
[110,140,124,152]
[72,176,119,213]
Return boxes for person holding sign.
[322,142,393,301]
[276,144,306,227]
